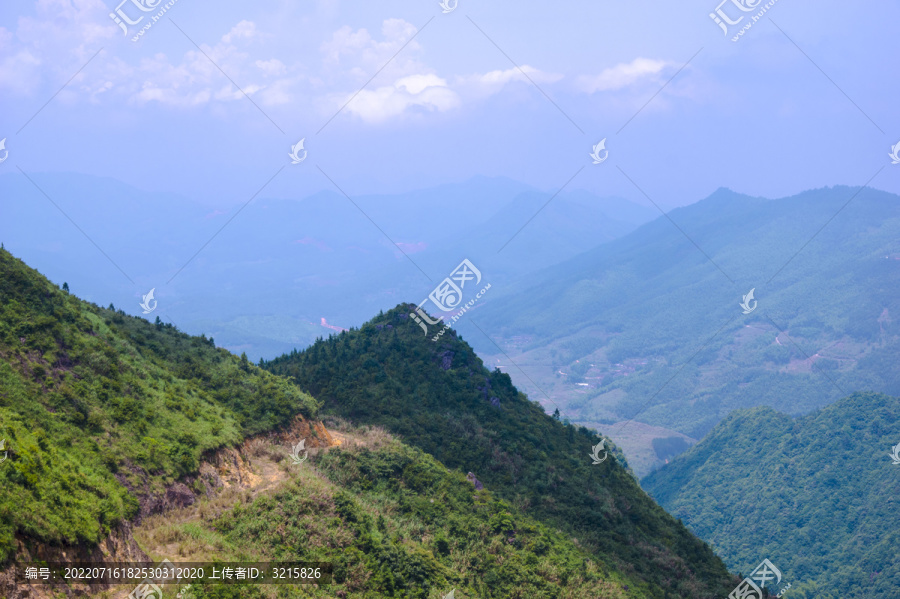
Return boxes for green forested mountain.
[642,392,900,599]
[0,249,737,597]
[465,186,900,471]
[0,247,320,562]
[265,304,735,598]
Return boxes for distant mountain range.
[0,172,654,359]
[642,392,900,599]
[7,174,898,481]
[466,186,900,475]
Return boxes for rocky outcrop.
[0,415,335,599]
[0,521,147,599]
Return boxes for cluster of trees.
[642,392,900,599]
[265,304,736,598]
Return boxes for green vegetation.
[265,304,735,598]
[0,249,741,598]
[155,428,640,598]
[0,248,319,562]
[642,392,900,599]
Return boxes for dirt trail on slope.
[1,415,336,599]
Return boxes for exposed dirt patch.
[1,415,336,599]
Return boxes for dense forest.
[265,304,735,598]
[642,392,900,599]
[0,247,319,562]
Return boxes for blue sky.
[1,0,898,209]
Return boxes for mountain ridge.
[641,391,900,599]
[265,303,736,597]
[463,185,900,473]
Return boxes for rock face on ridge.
[0,415,336,599]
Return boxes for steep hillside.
[265,305,735,598]
[642,392,900,599]
[129,424,647,598]
[0,247,320,562]
[464,186,900,472]
[0,250,731,598]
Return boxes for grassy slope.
[642,392,900,599]
[136,425,641,599]
[0,248,319,562]
[265,305,735,598]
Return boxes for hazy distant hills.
[642,392,900,599]
[0,172,653,359]
[466,186,900,475]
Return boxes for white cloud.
[320,19,421,73]
[455,65,563,99]
[222,20,259,44]
[396,73,445,95]
[577,58,672,93]
[470,65,563,87]
[116,21,304,108]
[341,73,459,123]
[0,0,115,95]
[0,49,42,95]
[255,58,287,77]
[318,18,457,122]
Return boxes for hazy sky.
[1,0,898,209]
